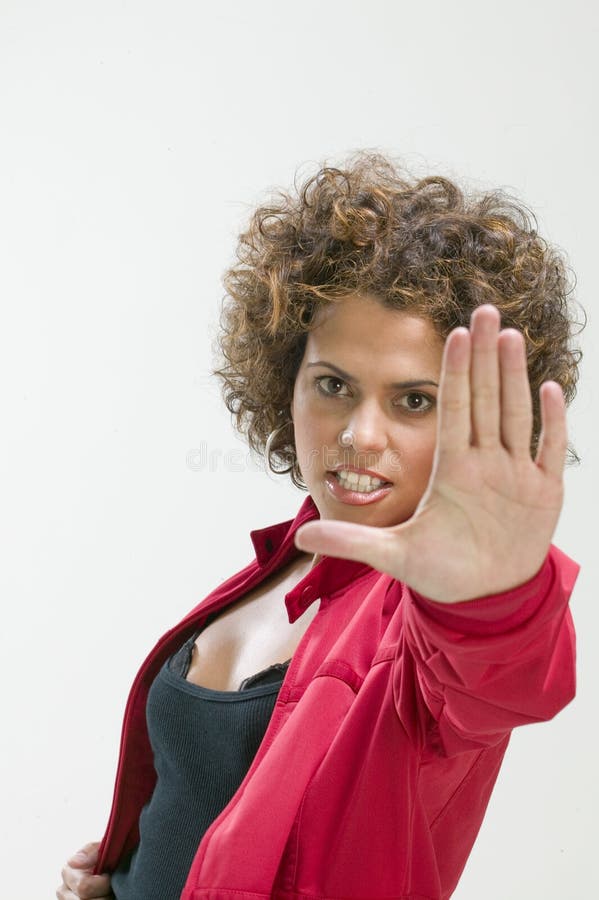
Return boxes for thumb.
[67,840,101,868]
[295,519,402,577]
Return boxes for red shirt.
[95,494,579,899]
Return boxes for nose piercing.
[338,429,355,447]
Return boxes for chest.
[185,553,319,691]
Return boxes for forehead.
[304,296,444,369]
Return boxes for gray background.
[0,1,596,897]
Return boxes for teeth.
[335,470,387,492]
[339,469,384,486]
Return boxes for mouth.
[327,469,393,498]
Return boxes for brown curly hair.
[212,150,585,490]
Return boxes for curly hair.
[212,150,585,490]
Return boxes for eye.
[314,375,351,398]
[396,392,434,413]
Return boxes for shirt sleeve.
[399,543,580,757]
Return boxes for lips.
[324,471,393,505]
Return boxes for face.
[290,295,446,528]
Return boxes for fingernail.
[70,851,89,864]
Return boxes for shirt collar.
[249,494,320,566]
[250,494,373,623]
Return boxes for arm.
[401,543,578,755]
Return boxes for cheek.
[391,426,437,479]
[296,418,334,456]
[294,414,341,476]
[413,436,437,483]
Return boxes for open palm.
[294,304,567,604]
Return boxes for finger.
[67,841,101,868]
[498,328,533,457]
[294,519,402,578]
[470,304,501,448]
[61,863,112,898]
[435,326,471,455]
[67,841,100,869]
[534,381,568,478]
[57,889,112,900]
[56,886,98,900]
[56,886,80,899]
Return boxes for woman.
[57,151,583,899]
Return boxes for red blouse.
[95,493,579,899]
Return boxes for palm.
[396,441,564,602]
[294,305,567,604]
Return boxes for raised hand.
[294,304,567,604]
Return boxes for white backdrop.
[0,1,596,897]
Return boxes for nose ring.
[338,429,355,447]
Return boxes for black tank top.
[111,629,290,900]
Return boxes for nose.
[343,402,389,458]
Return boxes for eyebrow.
[305,360,439,390]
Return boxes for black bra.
[168,630,291,692]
